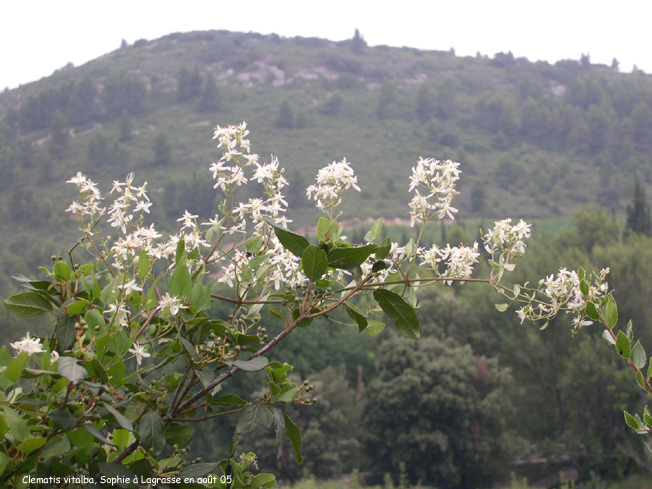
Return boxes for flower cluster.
[306,158,361,214]
[516,268,610,330]
[483,219,531,257]
[420,242,480,285]
[408,158,460,226]
[66,172,105,232]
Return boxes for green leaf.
[579,279,589,297]
[53,261,72,281]
[328,244,378,270]
[179,462,219,479]
[250,473,277,489]
[633,341,647,370]
[373,289,420,340]
[375,237,392,259]
[364,218,383,243]
[55,314,77,350]
[236,402,273,434]
[180,337,199,362]
[495,303,508,312]
[301,245,329,282]
[644,406,652,427]
[175,237,186,263]
[585,302,600,321]
[137,249,151,278]
[2,406,30,442]
[624,411,640,429]
[605,298,618,329]
[344,303,368,332]
[138,411,166,457]
[84,309,105,335]
[372,261,387,273]
[58,357,88,382]
[284,413,303,465]
[648,357,652,381]
[97,463,137,488]
[112,429,130,450]
[84,422,115,446]
[273,407,286,459]
[230,357,269,372]
[245,235,264,255]
[317,217,332,243]
[616,330,632,359]
[578,267,585,281]
[41,434,71,459]
[49,408,78,431]
[366,320,386,336]
[104,404,134,431]
[4,291,54,318]
[5,352,28,383]
[194,369,214,389]
[64,299,89,316]
[213,395,247,408]
[0,452,9,476]
[170,260,192,298]
[602,330,616,346]
[17,437,47,455]
[637,370,647,391]
[264,217,310,257]
[164,423,195,448]
[405,238,416,259]
[268,307,286,323]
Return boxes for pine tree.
[198,73,219,112]
[153,133,172,166]
[177,67,192,103]
[351,29,367,54]
[49,110,69,159]
[276,99,294,129]
[625,178,651,237]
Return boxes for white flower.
[483,219,531,257]
[306,158,361,212]
[407,158,461,225]
[10,332,44,356]
[118,279,143,296]
[128,344,150,366]
[177,210,199,230]
[159,293,187,317]
[50,351,60,363]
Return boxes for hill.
[0,29,651,327]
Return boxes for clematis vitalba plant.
[0,122,643,487]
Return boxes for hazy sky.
[3,1,651,90]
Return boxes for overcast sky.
[3,1,651,90]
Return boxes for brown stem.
[135,306,161,340]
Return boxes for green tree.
[625,179,651,238]
[190,66,204,98]
[198,72,220,112]
[68,76,98,125]
[153,132,172,166]
[276,98,294,128]
[376,80,397,120]
[351,28,367,54]
[118,109,135,142]
[415,83,432,124]
[320,92,343,115]
[48,109,69,159]
[101,72,147,118]
[363,332,513,488]
[177,66,193,102]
